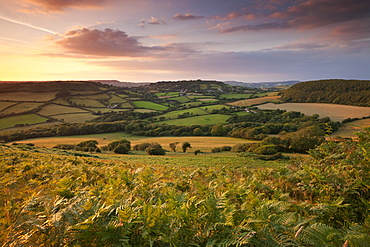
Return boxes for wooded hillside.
[280,79,370,106]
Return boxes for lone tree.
[169,142,179,152]
[182,142,192,153]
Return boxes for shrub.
[253,144,278,155]
[231,143,251,153]
[211,147,222,153]
[108,140,131,151]
[113,144,129,154]
[146,143,166,155]
[133,142,151,151]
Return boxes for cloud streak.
[22,0,112,12]
[0,15,57,34]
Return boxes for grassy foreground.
[2,128,370,246]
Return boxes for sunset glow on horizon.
[1,0,369,83]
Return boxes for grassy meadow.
[0,114,49,129]
[133,101,169,110]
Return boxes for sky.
[0,0,369,83]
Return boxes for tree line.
[0,109,339,153]
[280,79,370,106]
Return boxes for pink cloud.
[173,14,204,21]
[49,28,197,57]
[214,0,370,37]
[51,28,151,57]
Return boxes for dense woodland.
[280,79,370,106]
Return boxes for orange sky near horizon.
[1,0,369,83]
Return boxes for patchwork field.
[227,95,281,107]
[0,102,17,112]
[159,114,230,126]
[0,114,49,130]
[257,103,370,122]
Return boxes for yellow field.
[257,103,370,122]
[38,104,88,116]
[14,134,255,152]
[0,91,58,101]
[227,95,281,107]
[332,118,370,138]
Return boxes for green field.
[159,114,231,126]
[0,102,43,115]
[108,95,127,104]
[183,102,203,107]
[170,96,192,103]
[156,92,179,97]
[219,93,253,99]
[133,101,169,110]
[199,104,230,112]
[0,114,49,130]
[156,107,208,120]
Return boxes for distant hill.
[280,79,370,106]
[90,80,151,87]
[223,80,300,88]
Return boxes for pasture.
[133,101,169,111]
[38,104,88,116]
[227,95,281,107]
[69,98,105,107]
[51,113,97,123]
[257,103,370,122]
[0,114,48,130]
[199,104,230,112]
[0,102,43,115]
[159,114,230,126]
